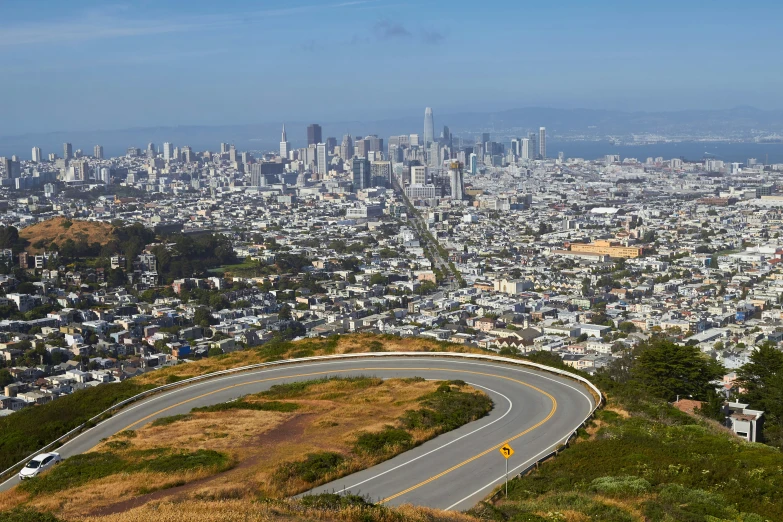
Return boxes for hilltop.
[19,217,115,254]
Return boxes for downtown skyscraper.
[307,124,322,146]
[539,127,546,159]
[423,107,434,147]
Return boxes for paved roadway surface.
[0,356,595,511]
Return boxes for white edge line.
[0,353,598,491]
[338,382,513,492]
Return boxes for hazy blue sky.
[1,0,781,133]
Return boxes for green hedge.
[0,381,154,470]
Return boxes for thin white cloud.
[0,1,378,47]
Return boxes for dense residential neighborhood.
[1,135,783,437]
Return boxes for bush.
[19,449,231,495]
[0,507,63,522]
[590,476,651,496]
[142,449,231,474]
[354,427,413,455]
[400,386,493,433]
[261,376,381,400]
[192,400,298,413]
[19,452,128,495]
[274,452,345,484]
[0,381,153,470]
[150,414,192,427]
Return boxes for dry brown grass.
[25,470,213,520]
[134,334,486,387]
[19,217,115,254]
[3,378,473,521]
[79,499,476,522]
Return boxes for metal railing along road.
[0,351,602,483]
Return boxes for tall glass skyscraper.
[423,107,434,147]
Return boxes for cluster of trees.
[596,338,725,403]
[150,233,235,283]
[735,344,783,447]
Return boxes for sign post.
[499,443,514,497]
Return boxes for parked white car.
[18,452,62,480]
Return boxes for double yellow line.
[110,367,556,502]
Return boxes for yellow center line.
[102,366,556,501]
[378,371,556,504]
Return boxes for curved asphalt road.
[0,356,595,511]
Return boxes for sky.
[1,0,782,134]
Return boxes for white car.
[18,452,62,480]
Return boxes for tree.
[193,307,213,327]
[631,339,725,401]
[697,389,726,422]
[0,368,14,388]
[736,343,783,445]
[278,304,292,321]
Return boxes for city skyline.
[1,1,783,134]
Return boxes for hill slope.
[19,217,114,254]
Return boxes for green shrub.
[0,507,63,522]
[261,376,381,399]
[0,381,153,470]
[192,400,298,413]
[354,427,413,455]
[400,386,493,433]
[19,449,231,496]
[590,476,651,496]
[150,414,192,427]
[19,452,128,495]
[274,452,345,484]
[142,449,231,474]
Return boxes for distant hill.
[19,217,114,254]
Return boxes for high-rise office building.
[527,133,537,160]
[229,144,237,163]
[181,146,193,163]
[481,133,490,146]
[520,138,531,160]
[410,165,427,185]
[63,143,73,161]
[442,125,451,147]
[449,162,464,201]
[31,147,41,163]
[429,142,440,167]
[340,134,353,160]
[307,124,322,146]
[423,107,434,147]
[280,124,290,158]
[163,142,173,161]
[98,167,110,184]
[371,161,392,188]
[539,127,546,159]
[352,157,371,191]
[317,143,328,176]
[220,143,229,154]
[72,159,89,181]
[147,143,156,158]
[410,134,420,147]
[469,153,478,175]
[1,158,14,179]
[93,145,103,159]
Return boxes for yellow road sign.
[499,443,514,459]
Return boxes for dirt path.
[87,414,314,517]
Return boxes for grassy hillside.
[0,378,491,520]
[19,217,114,254]
[470,394,783,522]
